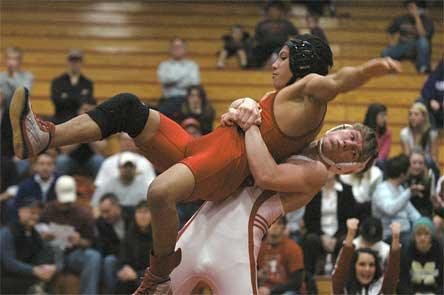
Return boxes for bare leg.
[49,114,102,148]
[147,163,195,257]
[237,49,247,68]
[217,50,228,69]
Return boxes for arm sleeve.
[397,250,413,294]
[23,72,34,91]
[331,244,355,295]
[157,62,181,85]
[381,248,401,295]
[386,17,400,34]
[420,62,442,101]
[372,185,412,216]
[406,202,421,223]
[0,229,35,276]
[378,130,392,160]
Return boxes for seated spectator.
[181,117,203,138]
[0,46,34,103]
[51,49,94,124]
[372,154,421,245]
[216,24,252,69]
[363,103,392,170]
[381,0,434,73]
[305,14,328,44]
[353,217,390,270]
[91,152,152,210]
[3,152,58,224]
[332,219,401,295]
[56,99,105,177]
[398,217,443,294]
[433,176,444,240]
[96,193,132,294]
[286,207,305,245]
[406,150,434,217]
[257,216,304,295]
[251,0,299,68]
[418,59,444,130]
[115,201,153,294]
[178,85,215,134]
[94,133,156,188]
[340,165,383,222]
[400,102,439,178]
[0,198,56,295]
[303,172,355,275]
[40,176,101,295]
[157,38,200,119]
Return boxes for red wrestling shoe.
[9,87,54,159]
[132,249,182,295]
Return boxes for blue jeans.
[56,154,104,177]
[103,254,118,294]
[64,248,102,295]
[381,37,430,71]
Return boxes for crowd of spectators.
[0,0,443,294]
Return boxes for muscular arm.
[278,57,401,104]
[245,125,326,193]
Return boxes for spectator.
[257,216,304,295]
[91,152,152,210]
[56,99,105,177]
[381,0,434,73]
[0,46,34,103]
[94,133,156,188]
[96,193,132,294]
[433,176,444,240]
[332,219,401,295]
[340,165,383,222]
[303,172,355,275]
[216,24,252,69]
[157,38,200,119]
[305,14,328,44]
[353,217,390,270]
[286,207,305,245]
[40,176,101,295]
[400,102,439,178]
[406,150,434,217]
[181,117,203,138]
[363,103,392,170]
[418,59,444,130]
[178,85,215,134]
[51,49,94,124]
[115,201,153,294]
[398,217,443,294]
[0,198,56,295]
[251,0,299,68]
[3,152,58,224]
[372,154,421,245]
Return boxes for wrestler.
[8,34,400,293]
[171,122,378,294]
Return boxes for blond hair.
[409,102,431,134]
[352,123,379,173]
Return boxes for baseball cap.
[55,176,77,203]
[118,152,138,167]
[67,48,84,60]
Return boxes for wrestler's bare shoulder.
[286,157,328,189]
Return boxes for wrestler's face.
[355,253,376,286]
[272,46,293,90]
[321,129,363,165]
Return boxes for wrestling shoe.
[9,87,54,159]
[132,249,182,295]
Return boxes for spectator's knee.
[84,249,102,265]
[103,255,118,267]
[416,37,430,50]
[147,180,175,211]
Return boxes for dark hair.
[265,0,286,12]
[99,193,120,206]
[363,103,387,135]
[360,217,383,244]
[186,85,208,105]
[385,154,410,179]
[136,200,149,211]
[346,248,382,293]
[285,34,333,85]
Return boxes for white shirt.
[34,174,55,202]
[340,166,383,203]
[157,58,200,98]
[92,174,152,207]
[321,181,342,236]
[94,152,156,187]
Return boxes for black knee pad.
[87,93,150,138]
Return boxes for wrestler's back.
[171,186,284,294]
